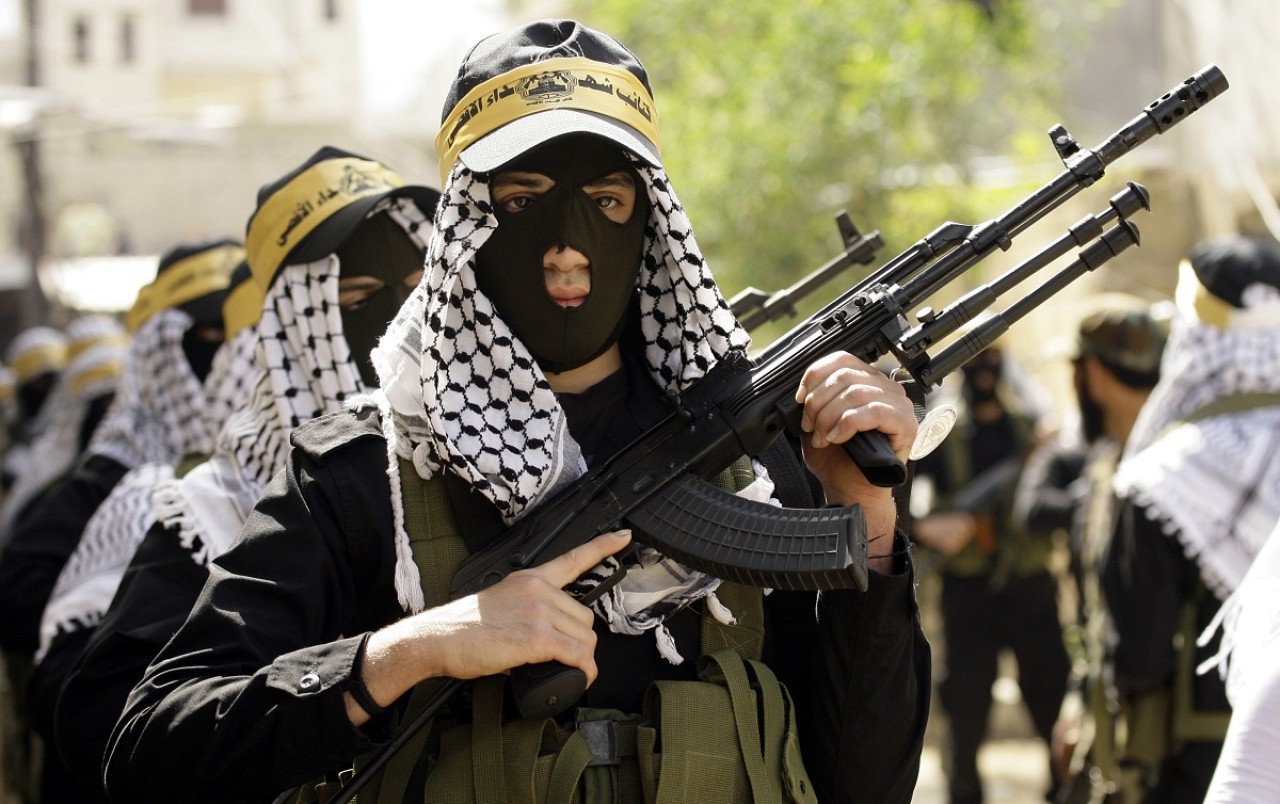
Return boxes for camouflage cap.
[1075,303,1166,375]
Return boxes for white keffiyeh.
[36,462,173,659]
[1114,294,1280,599]
[372,159,754,660]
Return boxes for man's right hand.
[345,530,631,726]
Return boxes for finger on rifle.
[532,529,632,590]
[794,353,892,415]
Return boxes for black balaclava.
[961,348,1004,407]
[473,134,650,374]
[17,372,57,422]
[77,392,116,453]
[1073,361,1106,444]
[337,211,426,388]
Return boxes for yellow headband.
[222,274,267,338]
[436,57,661,186]
[1176,259,1235,329]
[126,245,243,332]
[12,343,68,382]
[70,360,124,395]
[246,158,407,290]
[68,332,129,362]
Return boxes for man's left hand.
[794,353,916,550]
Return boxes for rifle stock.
[324,65,1229,803]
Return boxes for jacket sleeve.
[770,532,930,804]
[103,434,403,804]
[54,519,211,784]
[0,455,129,655]
[1100,499,1188,693]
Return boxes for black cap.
[159,236,241,327]
[245,146,441,289]
[1188,235,1280,308]
[438,20,661,182]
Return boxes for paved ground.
[915,737,1052,803]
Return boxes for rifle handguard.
[626,472,870,592]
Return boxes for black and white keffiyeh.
[37,462,173,659]
[85,308,215,471]
[202,323,260,438]
[34,310,230,653]
[153,197,432,564]
[0,318,127,538]
[1115,289,1280,599]
[372,160,755,660]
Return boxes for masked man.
[107,21,929,804]
[1105,236,1280,803]
[52,149,438,788]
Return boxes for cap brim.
[458,109,662,175]
[287,185,441,266]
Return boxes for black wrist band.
[348,633,386,719]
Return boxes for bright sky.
[357,0,510,113]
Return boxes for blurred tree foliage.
[556,0,1086,339]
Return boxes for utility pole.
[14,0,50,328]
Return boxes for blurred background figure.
[0,238,239,804]
[0,327,69,495]
[912,339,1069,804]
[1104,236,1280,804]
[1012,295,1167,803]
[0,316,128,540]
[45,148,438,792]
[0,366,16,458]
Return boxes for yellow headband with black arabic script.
[245,158,408,290]
[435,57,661,186]
[126,244,243,332]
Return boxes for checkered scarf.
[33,310,220,654]
[1115,298,1280,599]
[0,320,127,539]
[85,308,214,471]
[153,197,431,564]
[202,323,260,439]
[372,159,753,659]
[36,462,173,659]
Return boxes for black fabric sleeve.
[25,626,94,745]
[1013,442,1085,536]
[0,455,129,655]
[103,436,403,804]
[768,532,930,804]
[53,519,211,784]
[1100,499,1189,693]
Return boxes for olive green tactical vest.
[321,457,818,804]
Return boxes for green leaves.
[566,0,1075,337]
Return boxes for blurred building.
[0,0,444,332]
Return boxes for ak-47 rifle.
[328,65,1228,804]
[729,211,884,331]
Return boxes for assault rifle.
[328,65,1227,804]
[729,211,884,331]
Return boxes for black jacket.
[105,405,929,804]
